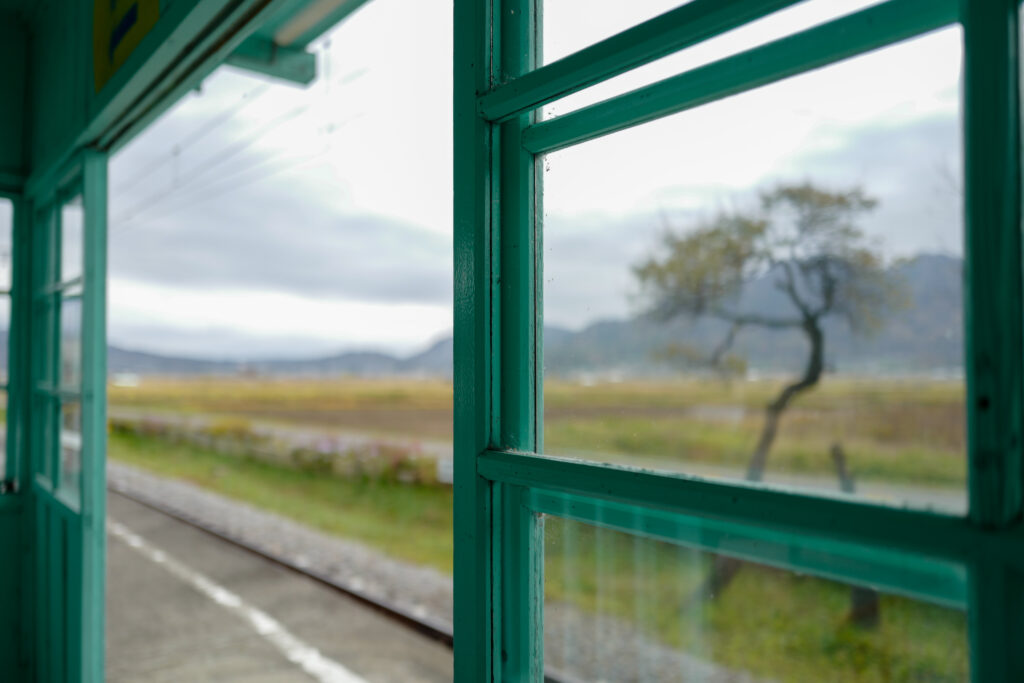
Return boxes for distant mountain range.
[105,253,963,378]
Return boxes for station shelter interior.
[0,0,1022,681]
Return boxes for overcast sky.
[106,0,963,359]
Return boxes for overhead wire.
[111,53,371,232]
[115,149,335,234]
[112,111,363,233]
[111,62,368,227]
[113,101,312,224]
[113,83,272,196]
[114,64,365,201]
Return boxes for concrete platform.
[106,492,453,682]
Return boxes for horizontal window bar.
[32,480,80,516]
[522,0,958,155]
[480,450,1023,569]
[479,0,803,122]
[529,489,967,609]
[33,383,82,401]
[33,276,84,301]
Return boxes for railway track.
[108,484,580,683]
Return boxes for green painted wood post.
[963,0,1024,679]
[80,148,108,683]
[455,0,544,678]
[9,193,33,681]
[453,0,497,678]
[497,0,544,680]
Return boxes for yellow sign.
[93,0,160,92]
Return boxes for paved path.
[106,492,453,682]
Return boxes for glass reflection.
[542,28,965,513]
[544,515,967,682]
[0,391,6,478]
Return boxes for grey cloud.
[542,114,962,329]
[787,114,962,256]
[544,213,664,328]
[109,79,454,307]
[110,179,452,305]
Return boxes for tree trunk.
[833,442,881,628]
[687,317,826,608]
[746,318,825,481]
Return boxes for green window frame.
[453,0,1023,680]
[22,151,108,683]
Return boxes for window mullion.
[496,0,543,680]
[962,0,1024,679]
[453,0,500,681]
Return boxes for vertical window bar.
[497,0,543,679]
[80,148,108,683]
[963,0,1023,530]
[963,0,1024,680]
[454,0,498,680]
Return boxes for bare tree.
[635,183,907,618]
[634,182,905,482]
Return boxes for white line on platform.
[108,519,368,683]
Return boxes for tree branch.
[709,322,742,368]
[774,259,813,318]
[710,308,803,329]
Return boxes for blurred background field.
[110,375,965,486]
[105,373,969,682]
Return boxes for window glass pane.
[60,401,82,494]
[34,205,58,286]
[61,196,84,284]
[0,390,6,479]
[0,296,8,386]
[542,0,888,113]
[34,394,55,484]
[60,296,82,391]
[542,29,966,513]
[544,514,968,682]
[0,198,12,290]
[543,0,693,65]
[33,298,56,386]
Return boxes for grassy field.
[109,428,967,681]
[109,429,454,571]
[107,371,970,681]
[110,375,966,485]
